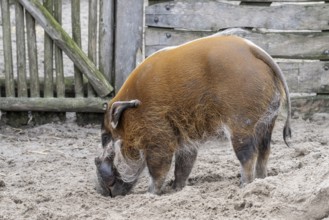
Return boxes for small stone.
[13,198,23,204]
[234,201,246,211]
[312,152,321,159]
[0,180,5,187]
[297,162,303,169]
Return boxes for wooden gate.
[0,0,143,114]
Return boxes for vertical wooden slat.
[15,1,28,97]
[43,0,54,98]
[1,0,15,97]
[26,12,40,97]
[87,0,97,97]
[99,0,114,84]
[115,0,144,92]
[71,0,84,97]
[54,0,65,97]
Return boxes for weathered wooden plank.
[279,62,329,94]
[148,0,173,6]
[145,1,329,31]
[0,97,106,112]
[115,0,144,92]
[0,76,87,95]
[239,1,271,6]
[54,0,65,98]
[87,0,97,97]
[1,0,15,97]
[292,95,329,118]
[43,0,54,98]
[99,0,114,84]
[145,28,329,60]
[1,96,328,114]
[26,12,40,97]
[19,0,113,97]
[15,1,28,97]
[71,0,84,97]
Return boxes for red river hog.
[95,35,291,197]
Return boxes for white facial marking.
[113,139,145,183]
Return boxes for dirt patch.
[1,115,329,220]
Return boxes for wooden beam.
[19,0,113,97]
[0,76,84,95]
[145,1,329,31]
[292,95,329,118]
[115,0,144,92]
[0,96,328,114]
[26,11,40,97]
[87,0,97,97]
[279,62,329,94]
[0,97,107,112]
[71,0,84,98]
[148,0,173,6]
[145,28,329,60]
[99,0,114,84]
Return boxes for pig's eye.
[101,133,112,148]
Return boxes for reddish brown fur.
[105,36,283,155]
[102,35,291,195]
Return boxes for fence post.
[26,12,40,97]
[1,0,15,97]
[43,0,54,98]
[71,0,84,98]
[87,0,97,97]
[54,0,65,98]
[15,1,28,98]
[114,0,144,93]
[99,0,114,85]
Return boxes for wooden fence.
[1,0,329,124]
[0,0,143,114]
[146,0,329,116]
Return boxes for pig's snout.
[95,157,116,196]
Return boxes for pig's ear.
[109,100,141,129]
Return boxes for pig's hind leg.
[232,133,258,186]
[255,117,277,179]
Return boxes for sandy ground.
[1,114,329,220]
